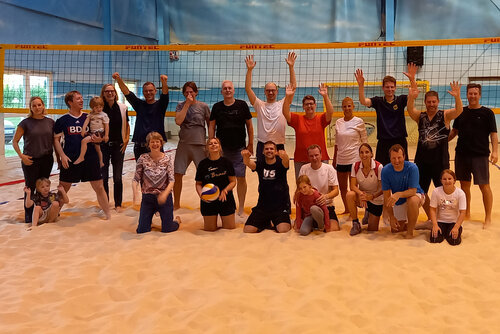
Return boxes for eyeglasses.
[303,102,315,106]
[104,90,115,93]
[265,89,277,93]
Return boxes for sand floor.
[0,139,499,333]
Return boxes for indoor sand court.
[0,139,499,333]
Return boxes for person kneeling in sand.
[24,178,69,228]
[134,132,180,233]
[241,141,291,233]
[429,169,466,245]
[294,175,330,236]
[74,97,109,167]
[381,144,425,239]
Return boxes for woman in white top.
[346,143,383,236]
[333,97,367,214]
[429,169,466,245]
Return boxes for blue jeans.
[137,193,179,233]
[101,142,125,207]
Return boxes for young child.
[294,175,330,236]
[429,169,466,245]
[74,96,109,167]
[24,178,69,228]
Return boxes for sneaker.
[350,221,361,236]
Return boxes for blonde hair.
[145,131,164,148]
[205,137,222,156]
[89,96,104,109]
[294,175,312,204]
[28,96,46,117]
[342,96,354,106]
[35,177,51,191]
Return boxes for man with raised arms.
[244,52,297,161]
[449,83,498,227]
[355,64,418,165]
[381,144,425,239]
[54,91,111,219]
[112,72,169,160]
[407,81,463,222]
[209,80,254,217]
[298,144,340,231]
[241,141,291,233]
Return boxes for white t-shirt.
[299,163,338,206]
[335,116,366,165]
[430,186,466,223]
[253,97,286,144]
[350,159,384,205]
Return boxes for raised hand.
[354,69,365,86]
[285,83,296,97]
[24,186,31,195]
[318,83,328,97]
[160,75,168,82]
[112,72,120,80]
[408,86,420,99]
[285,52,297,67]
[403,62,418,81]
[245,55,256,70]
[447,81,461,98]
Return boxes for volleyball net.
[1,37,499,147]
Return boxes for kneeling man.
[241,141,291,233]
[381,144,424,238]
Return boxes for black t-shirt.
[414,110,450,167]
[370,95,408,139]
[195,157,235,191]
[125,92,168,143]
[103,102,126,143]
[453,106,497,156]
[210,99,252,150]
[253,156,290,212]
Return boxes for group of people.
[12,52,497,245]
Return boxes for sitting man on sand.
[381,144,425,239]
[241,141,291,233]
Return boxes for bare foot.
[73,156,84,165]
[484,217,491,229]
[405,231,414,239]
[115,206,122,213]
[175,216,182,224]
[415,220,432,230]
[174,205,180,211]
[339,210,349,215]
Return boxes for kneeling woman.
[134,132,180,233]
[429,169,466,245]
[346,143,384,235]
[195,138,236,231]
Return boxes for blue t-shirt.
[54,113,96,161]
[381,161,423,205]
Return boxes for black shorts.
[416,161,447,193]
[336,164,352,173]
[328,206,339,222]
[455,154,489,185]
[430,222,462,246]
[367,201,383,217]
[60,155,102,183]
[200,193,236,217]
[245,207,291,231]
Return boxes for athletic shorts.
[200,193,236,217]
[223,148,246,178]
[174,142,206,175]
[245,207,291,231]
[455,154,489,185]
[336,164,352,173]
[393,193,425,221]
[367,201,383,217]
[60,155,102,183]
[416,161,447,193]
[327,206,339,222]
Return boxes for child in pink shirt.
[294,175,330,235]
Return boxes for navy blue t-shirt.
[54,113,97,161]
[125,92,169,144]
[370,95,408,140]
[253,156,290,212]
